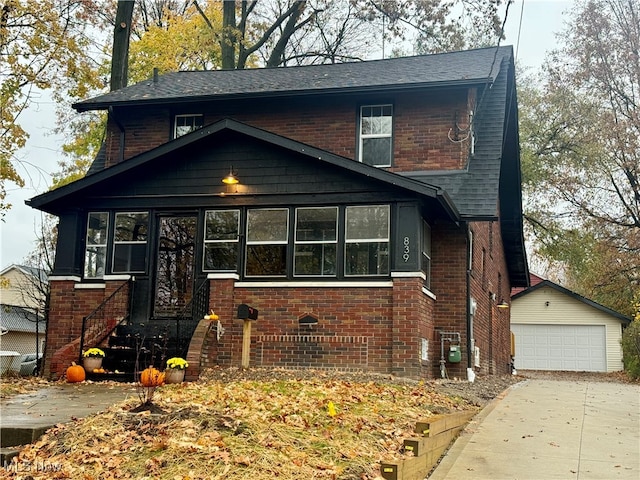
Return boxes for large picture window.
[294,207,337,276]
[246,208,288,277]
[345,205,389,276]
[359,105,393,167]
[203,210,240,271]
[85,212,109,278]
[113,212,148,273]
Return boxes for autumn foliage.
[2,369,478,479]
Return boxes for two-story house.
[28,46,528,380]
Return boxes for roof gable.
[512,279,632,324]
[27,119,458,219]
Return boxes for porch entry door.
[153,215,198,317]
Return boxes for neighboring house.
[511,274,631,372]
[0,305,46,355]
[0,265,47,358]
[27,46,529,380]
[0,264,48,311]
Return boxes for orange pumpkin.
[66,362,85,383]
[140,366,165,387]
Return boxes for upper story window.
[359,105,393,167]
[174,114,204,138]
[85,212,109,278]
[113,212,148,273]
[203,210,240,271]
[294,207,338,277]
[246,208,289,277]
[345,205,390,276]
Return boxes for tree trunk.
[110,0,135,91]
[221,0,237,69]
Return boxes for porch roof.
[27,118,460,221]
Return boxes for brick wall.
[104,90,473,174]
[198,277,442,377]
[430,224,469,378]
[468,220,512,375]
[44,279,130,379]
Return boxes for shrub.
[622,319,640,380]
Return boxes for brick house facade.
[28,47,528,380]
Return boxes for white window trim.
[358,104,393,167]
[174,113,204,138]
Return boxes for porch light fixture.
[497,299,510,309]
[222,168,239,185]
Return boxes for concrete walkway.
[0,383,137,449]
[429,379,640,480]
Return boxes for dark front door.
[154,215,197,317]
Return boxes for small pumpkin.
[67,362,86,383]
[140,366,165,387]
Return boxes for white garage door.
[512,324,606,372]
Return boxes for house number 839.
[403,236,410,262]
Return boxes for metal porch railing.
[79,279,132,362]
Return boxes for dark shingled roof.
[73,47,512,111]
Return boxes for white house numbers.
[403,236,411,263]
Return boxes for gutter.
[465,221,473,374]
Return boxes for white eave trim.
[235,281,393,288]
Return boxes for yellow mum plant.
[83,348,105,358]
[166,357,189,370]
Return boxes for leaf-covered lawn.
[3,371,477,479]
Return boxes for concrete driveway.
[429,378,640,479]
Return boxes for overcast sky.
[0,0,575,270]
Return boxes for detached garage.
[511,275,631,373]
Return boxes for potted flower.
[82,348,105,371]
[165,357,188,383]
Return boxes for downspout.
[108,106,125,163]
[465,221,474,380]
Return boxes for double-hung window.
[203,210,240,271]
[359,105,393,167]
[345,205,390,276]
[294,207,338,276]
[85,212,109,278]
[422,220,432,289]
[113,212,148,273]
[174,114,203,138]
[246,208,288,277]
